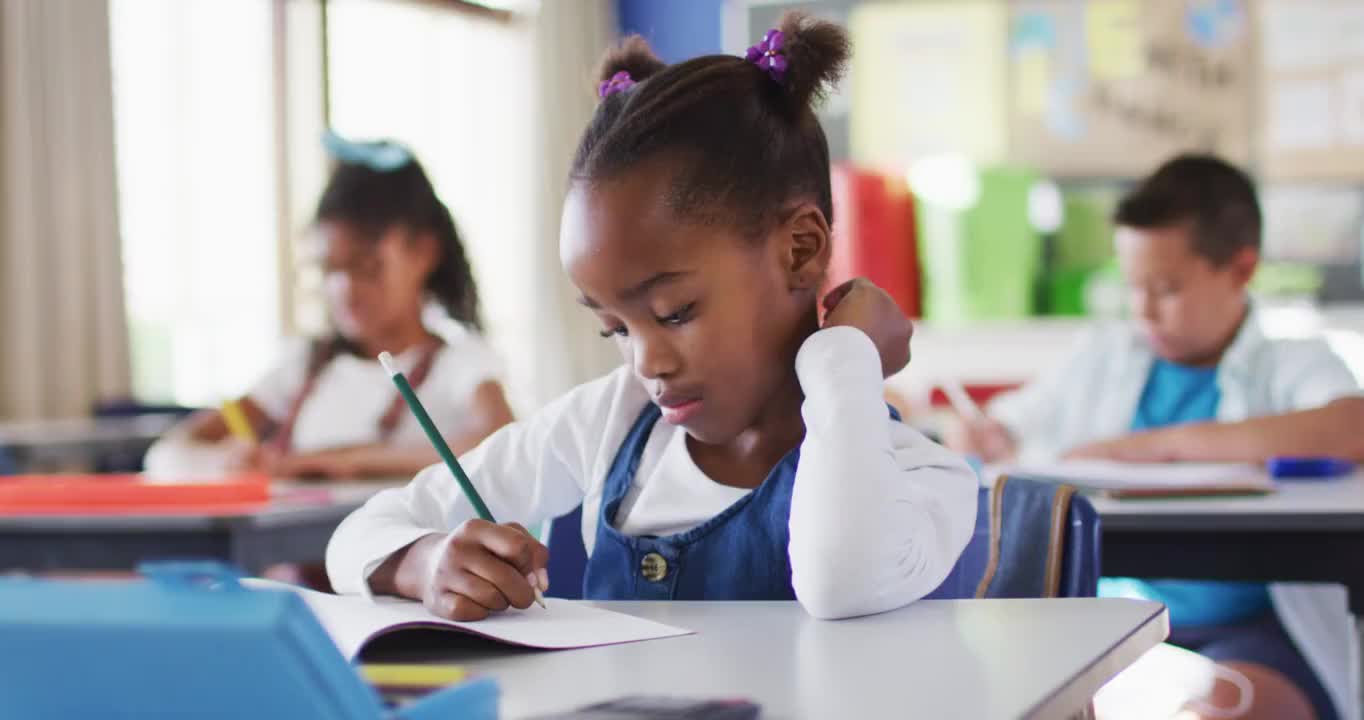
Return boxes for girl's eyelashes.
[658,302,696,326]
[595,302,697,339]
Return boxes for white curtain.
[0,0,131,420]
[519,0,623,407]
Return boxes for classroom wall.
[616,0,725,63]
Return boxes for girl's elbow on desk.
[793,564,941,621]
[790,537,953,621]
[792,475,974,619]
[795,593,863,621]
[792,567,880,620]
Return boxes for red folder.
[0,473,271,515]
[828,164,922,317]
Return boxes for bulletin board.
[848,1,1010,170]
[1007,0,1254,177]
[1257,0,1364,181]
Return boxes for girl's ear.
[400,227,442,277]
[1228,245,1258,287]
[776,202,832,292]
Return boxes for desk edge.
[1024,602,1170,720]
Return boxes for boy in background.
[949,154,1364,720]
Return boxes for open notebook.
[245,580,692,660]
[989,460,1274,498]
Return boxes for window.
[109,0,281,406]
[110,0,537,409]
[324,0,537,407]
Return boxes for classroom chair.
[544,476,1100,600]
[93,400,199,419]
[92,400,199,473]
[925,476,1100,599]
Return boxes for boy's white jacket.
[991,306,1362,720]
[327,326,978,621]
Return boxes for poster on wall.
[1258,0,1364,181]
[1007,0,1254,177]
[848,2,1009,171]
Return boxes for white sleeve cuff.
[795,326,884,405]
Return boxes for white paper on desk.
[988,460,1270,492]
[244,580,692,659]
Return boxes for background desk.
[0,415,179,473]
[368,599,1168,720]
[0,481,395,574]
[1094,475,1364,614]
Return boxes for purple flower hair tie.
[598,70,636,98]
[745,29,787,82]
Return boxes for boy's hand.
[821,278,913,378]
[419,520,549,621]
[944,416,1018,464]
[1065,429,1180,463]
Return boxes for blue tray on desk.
[0,562,496,720]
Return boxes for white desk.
[1091,475,1364,613]
[372,599,1168,720]
[1091,474,1364,530]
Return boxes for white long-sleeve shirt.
[326,327,977,620]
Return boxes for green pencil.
[378,351,546,609]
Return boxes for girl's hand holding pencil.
[376,351,549,620]
[418,521,550,622]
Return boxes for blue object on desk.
[0,561,497,720]
[1267,457,1354,481]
